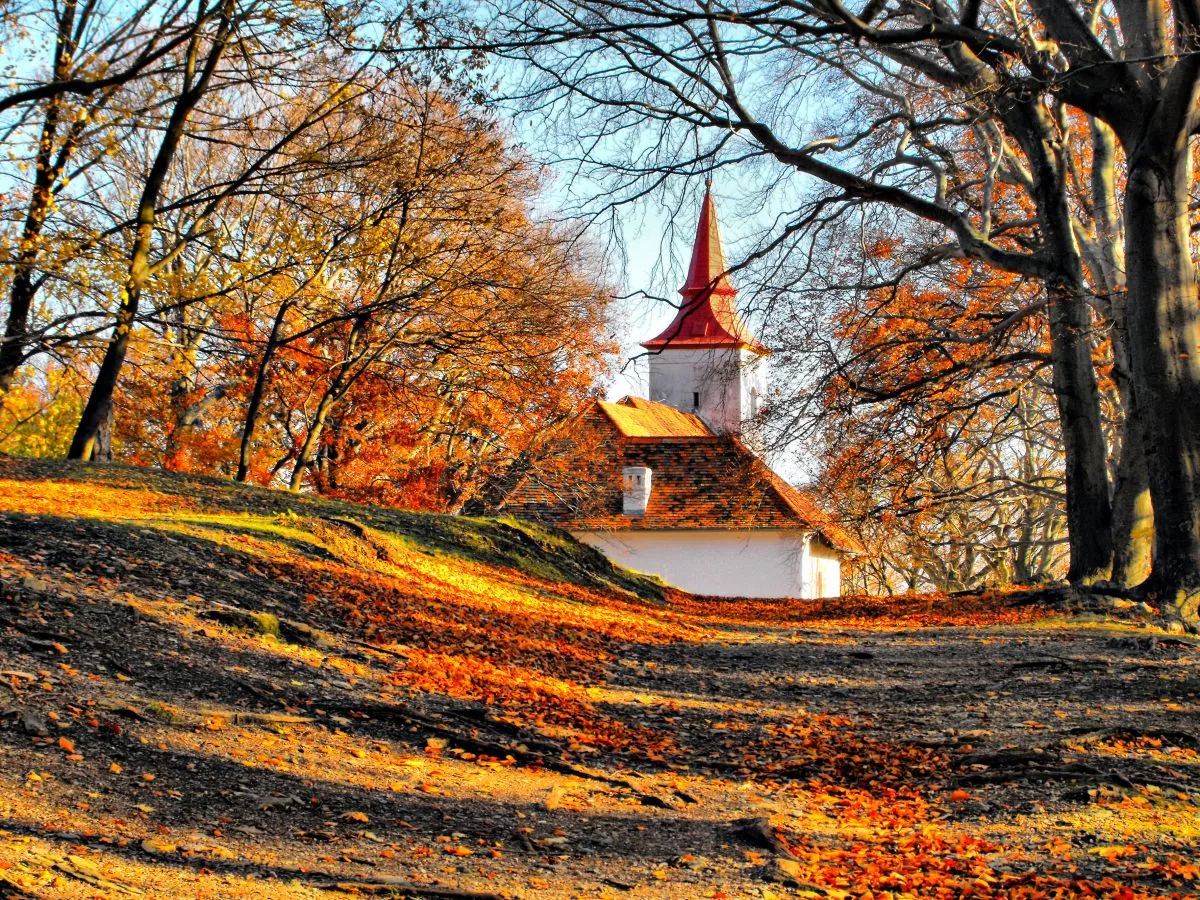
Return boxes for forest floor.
[0,459,1198,900]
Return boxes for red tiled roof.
[501,398,861,553]
[641,186,769,355]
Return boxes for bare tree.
[63,0,411,459]
[0,0,209,390]
[486,0,1200,626]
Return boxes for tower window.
[692,391,700,410]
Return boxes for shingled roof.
[596,396,712,438]
[501,397,861,553]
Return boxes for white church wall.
[574,528,820,598]
[807,538,842,599]
[648,348,749,434]
[738,349,768,422]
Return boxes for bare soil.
[0,462,1197,899]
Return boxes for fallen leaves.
[2,464,1195,900]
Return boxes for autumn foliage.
[0,24,614,512]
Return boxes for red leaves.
[672,587,1054,630]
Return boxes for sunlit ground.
[1,460,1197,898]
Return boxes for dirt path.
[0,464,1197,898]
[4,597,1198,899]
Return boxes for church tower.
[641,185,769,435]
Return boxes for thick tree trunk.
[68,275,141,461]
[1044,285,1114,586]
[92,403,113,462]
[1124,149,1200,628]
[1000,100,1113,585]
[1110,416,1154,586]
[1108,326,1154,587]
[1084,118,1152,587]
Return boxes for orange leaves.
[671,587,1054,631]
[1089,845,1138,863]
[768,812,1173,900]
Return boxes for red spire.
[642,184,768,354]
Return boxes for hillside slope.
[1,461,1197,899]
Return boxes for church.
[500,187,859,598]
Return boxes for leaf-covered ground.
[0,460,1197,899]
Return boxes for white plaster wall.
[575,529,822,599]
[740,350,768,422]
[648,348,764,434]
[807,539,842,599]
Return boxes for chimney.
[622,466,652,516]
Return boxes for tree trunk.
[1043,285,1113,586]
[67,4,230,460]
[1108,324,1154,587]
[1000,99,1113,585]
[289,314,370,493]
[1080,117,1152,587]
[236,300,291,483]
[1124,146,1200,628]
[289,388,338,493]
[0,160,57,392]
[0,255,45,394]
[92,403,113,462]
[68,274,143,461]
[0,1,77,392]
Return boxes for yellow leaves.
[1088,844,1138,863]
[339,810,369,823]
